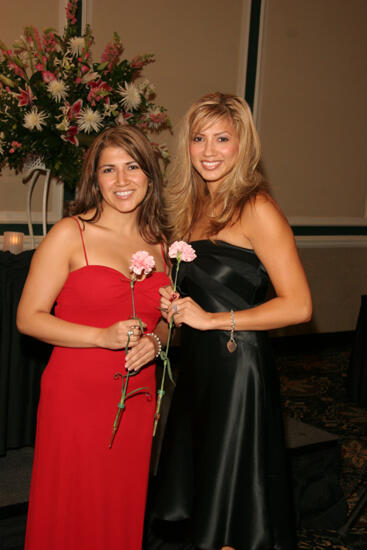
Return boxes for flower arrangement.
[0,0,171,189]
[109,251,155,449]
[153,241,197,436]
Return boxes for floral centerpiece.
[0,0,171,189]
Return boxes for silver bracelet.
[146,332,162,358]
[226,309,237,353]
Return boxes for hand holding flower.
[167,296,213,331]
[95,319,143,350]
[159,285,180,320]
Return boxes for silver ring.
[127,330,134,337]
[173,304,178,313]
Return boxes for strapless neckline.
[189,239,256,254]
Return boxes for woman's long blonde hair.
[166,92,268,240]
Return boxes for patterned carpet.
[274,334,367,550]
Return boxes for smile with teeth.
[201,161,222,170]
[115,190,134,198]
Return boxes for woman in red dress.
[17,126,170,550]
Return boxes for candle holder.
[2,232,24,254]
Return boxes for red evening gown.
[25,218,170,550]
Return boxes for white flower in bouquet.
[23,107,48,131]
[68,36,85,56]
[77,107,104,133]
[117,82,141,110]
[47,79,68,102]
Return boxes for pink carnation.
[168,241,196,262]
[130,251,155,276]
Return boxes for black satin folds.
[154,240,295,550]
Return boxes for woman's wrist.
[207,311,236,331]
[93,326,105,348]
[146,332,162,358]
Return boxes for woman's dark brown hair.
[69,125,168,245]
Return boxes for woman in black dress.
[155,92,312,550]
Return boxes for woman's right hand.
[159,285,179,320]
[95,320,144,350]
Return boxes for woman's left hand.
[167,297,213,331]
[125,334,158,372]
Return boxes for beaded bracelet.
[146,332,162,358]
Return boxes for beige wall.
[257,0,367,219]
[2,1,60,44]
[255,0,367,335]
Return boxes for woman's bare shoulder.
[240,191,293,248]
[46,216,81,239]
[241,191,284,223]
[34,217,82,259]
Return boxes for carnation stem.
[172,255,181,293]
[153,258,179,436]
[153,325,172,437]
[130,277,136,318]
[109,370,129,448]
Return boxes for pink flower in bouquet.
[61,125,78,146]
[66,99,83,121]
[17,86,35,107]
[66,0,78,24]
[9,141,21,153]
[130,251,155,276]
[8,62,25,79]
[168,241,197,263]
[42,71,56,83]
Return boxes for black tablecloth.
[0,250,51,455]
[348,295,367,407]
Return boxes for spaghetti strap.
[160,244,169,275]
[72,217,89,266]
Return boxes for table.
[0,250,51,455]
[348,295,367,407]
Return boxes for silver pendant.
[227,338,237,353]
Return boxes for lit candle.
[2,232,24,254]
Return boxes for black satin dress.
[154,240,295,550]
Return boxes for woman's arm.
[166,194,312,332]
[16,218,141,349]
